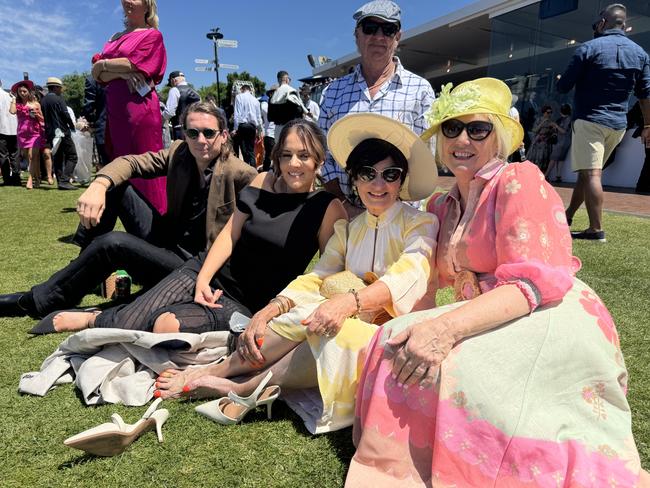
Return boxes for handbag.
[318,223,390,325]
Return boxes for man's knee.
[153,312,180,333]
[89,231,143,255]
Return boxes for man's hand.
[77,180,109,228]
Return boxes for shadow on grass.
[60,207,77,213]
[58,453,101,470]
[57,234,77,244]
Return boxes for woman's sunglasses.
[185,128,220,140]
[441,119,494,141]
[357,166,403,183]
[360,20,399,38]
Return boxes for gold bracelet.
[348,289,361,318]
[268,298,284,315]
[269,296,291,315]
[644,124,650,128]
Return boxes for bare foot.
[53,311,99,332]
[182,375,246,399]
[155,366,210,399]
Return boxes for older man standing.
[41,77,78,190]
[318,0,435,217]
[164,71,201,141]
[558,3,650,242]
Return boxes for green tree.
[61,72,88,117]
[197,82,228,105]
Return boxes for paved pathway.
[436,176,650,218]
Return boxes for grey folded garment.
[19,328,229,406]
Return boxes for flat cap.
[353,0,401,24]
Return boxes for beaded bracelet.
[348,289,361,318]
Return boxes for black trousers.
[0,133,21,185]
[53,133,78,184]
[72,182,165,250]
[94,257,251,333]
[28,184,182,317]
[262,135,275,172]
[235,123,257,167]
[30,232,185,317]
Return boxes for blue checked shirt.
[318,57,435,201]
[557,29,650,130]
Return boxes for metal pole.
[213,40,220,106]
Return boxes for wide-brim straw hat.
[421,77,524,155]
[11,79,34,93]
[46,77,63,87]
[327,113,438,201]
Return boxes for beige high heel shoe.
[63,398,169,456]
[195,371,280,425]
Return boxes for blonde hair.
[435,113,511,165]
[124,0,159,29]
[144,0,159,29]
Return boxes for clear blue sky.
[1,0,476,92]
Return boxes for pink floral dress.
[348,161,641,487]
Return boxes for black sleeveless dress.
[93,186,336,333]
[213,186,337,313]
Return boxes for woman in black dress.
[39,119,346,334]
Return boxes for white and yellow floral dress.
[269,201,438,433]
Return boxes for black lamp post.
[206,28,224,105]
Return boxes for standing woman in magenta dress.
[9,80,45,189]
[91,0,168,215]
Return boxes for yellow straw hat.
[421,77,524,155]
[327,113,438,201]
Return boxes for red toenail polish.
[155,382,160,388]
[182,385,191,393]
[153,390,161,398]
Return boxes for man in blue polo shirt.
[558,3,650,242]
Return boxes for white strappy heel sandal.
[63,398,169,456]
[195,371,280,425]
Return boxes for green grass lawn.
[0,183,648,487]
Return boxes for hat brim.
[423,111,524,156]
[11,80,34,93]
[327,113,438,201]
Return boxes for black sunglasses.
[441,119,494,141]
[357,166,403,183]
[185,128,220,140]
[360,20,400,38]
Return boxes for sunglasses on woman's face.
[441,119,494,141]
[360,20,400,38]
[357,166,403,183]
[185,128,220,140]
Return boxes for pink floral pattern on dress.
[583,382,608,420]
[580,290,620,347]
[427,161,579,310]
